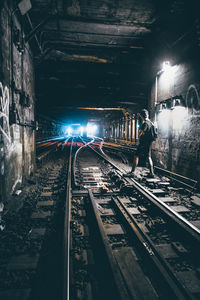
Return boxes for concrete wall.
[149,60,200,179]
[0,1,35,203]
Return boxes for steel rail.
[101,142,197,190]
[95,137,129,165]
[88,189,131,300]
[63,138,73,300]
[36,136,66,144]
[37,148,55,163]
[154,166,198,190]
[36,140,64,162]
[113,196,195,300]
[102,142,137,154]
[155,166,197,185]
[84,139,200,242]
[124,176,200,240]
[72,137,95,186]
[74,139,199,298]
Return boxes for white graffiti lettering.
[0,82,11,143]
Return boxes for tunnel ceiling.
[18,0,199,123]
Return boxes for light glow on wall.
[159,64,177,90]
[157,109,171,132]
[157,106,188,133]
[162,61,171,72]
[172,106,188,131]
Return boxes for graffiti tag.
[0,82,11,143]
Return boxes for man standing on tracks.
[124,109,156,178]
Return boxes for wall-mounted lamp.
[155,103,161,113]
[157,61,171,76]
[170,96,184,109]
[173,98,181,107]
[155,102,167,113]
[162,61,171,72]
[155,96,184,112]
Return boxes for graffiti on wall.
[0,82,11,143]
[186,84,200,110]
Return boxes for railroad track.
[36,137,66,163]
[0,138,72,300]
[102,141,199,191]
[2,136,197,299]
[68,137,200,300]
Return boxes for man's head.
[140,109,149,120]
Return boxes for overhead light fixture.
[18,0,32,15]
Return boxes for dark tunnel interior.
[0,1,200,300]
[0,0,200,204]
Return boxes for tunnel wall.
[0,1,35,204]
[35,114,65,141]
[149,60,200,180]
[103,114,139,144]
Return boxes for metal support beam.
[25,14,52,43]
[125,116,129,142]
[77,107,130,117]
[26,13,43,52]
[130,116,133,143]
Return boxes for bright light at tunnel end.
[63,122,98,137]
[86,123,98,137]
[67,126,72,136]
[65,124,83,136]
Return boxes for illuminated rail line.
[34,136,200,299]
[89,138,200,239]
[69,137,200,300]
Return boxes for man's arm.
[138,129,144,137]
[138,122,147,137]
